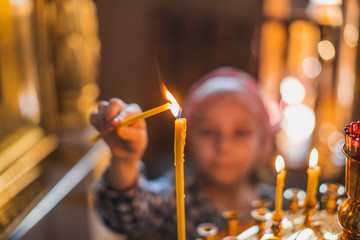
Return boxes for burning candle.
[162,84,187,240]
[272,155,286,222]
[304,148,321,208]
[90,102,172,142]
[174,117,187,240]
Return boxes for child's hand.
[90,98,148,162]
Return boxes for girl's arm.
[90,98,148,191]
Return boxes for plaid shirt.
[95,164,272,240]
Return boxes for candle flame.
[309,148,318,168]
[275,155,285,173]
[161,83,181,117]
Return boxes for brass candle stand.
[337,121,360,240]
[270,220,283,238]
[251,207,270,239]
[303,205,316,228]
[338,146,360,239]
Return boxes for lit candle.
[90,103,172,142]
[272,155,286,222]
[304,148,321,208]
[163,84,187,240]
[175,117,187,240]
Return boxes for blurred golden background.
[0,0,359,239]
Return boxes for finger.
[98,101,109,132]
[90,110,100,130]
[118,103,141,118]
[97,100,109,112]
[117,126,147,141]
[113,103,141,125]
[106,98,125,127]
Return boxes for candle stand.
[338,121,360,240]
[195,122,360,239]
[303,206,316,228]
[270,220,283,238]
[196,223,218,240]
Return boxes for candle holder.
[284,188,305,214]
[303,205,316,228]
[196,223,218,240]
[338,121,360,240]
[319,183,345,214]
[222,210,238,237]
[251,207,270,239]
[270,219,283,238]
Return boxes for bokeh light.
[280,76,306,105]
[337,66,355,107]
[310,0,342,5]
[302,57,322,78]
[318,40,336,61]
[344,24,359,48]
[284,105,316,142]
[19,94,39,117]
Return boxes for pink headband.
[183,67,274,148]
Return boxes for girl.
[91,67,275,239]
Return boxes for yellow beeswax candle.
[175,118,187,240]
[90,103,171,142]
[272,155,286,222]
[228,218,238,236]
[223,210,238,236]
[304,148,321,208]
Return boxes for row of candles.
[91,84,321,239]
[272,148,321,222]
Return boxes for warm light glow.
[310,0,342,5]
[19,94,39,117]
[328,131,343,152]
[337,66,355,107]
[309,148,319,168]
[332,138,346,166]
[275,155,285,173]
[280,76,305,105]
[10,0,33,15]
[284,105,316,142]
[161,83,181,117]
[302,57,322,78]
[319,122,337,144]
[344,24,359,48]
[318,40,336,61]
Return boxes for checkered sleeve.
[94,163,175,237]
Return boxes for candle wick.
[177,109,183,119]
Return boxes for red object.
[345,121,360,160]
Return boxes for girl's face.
[189,94,261,187]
